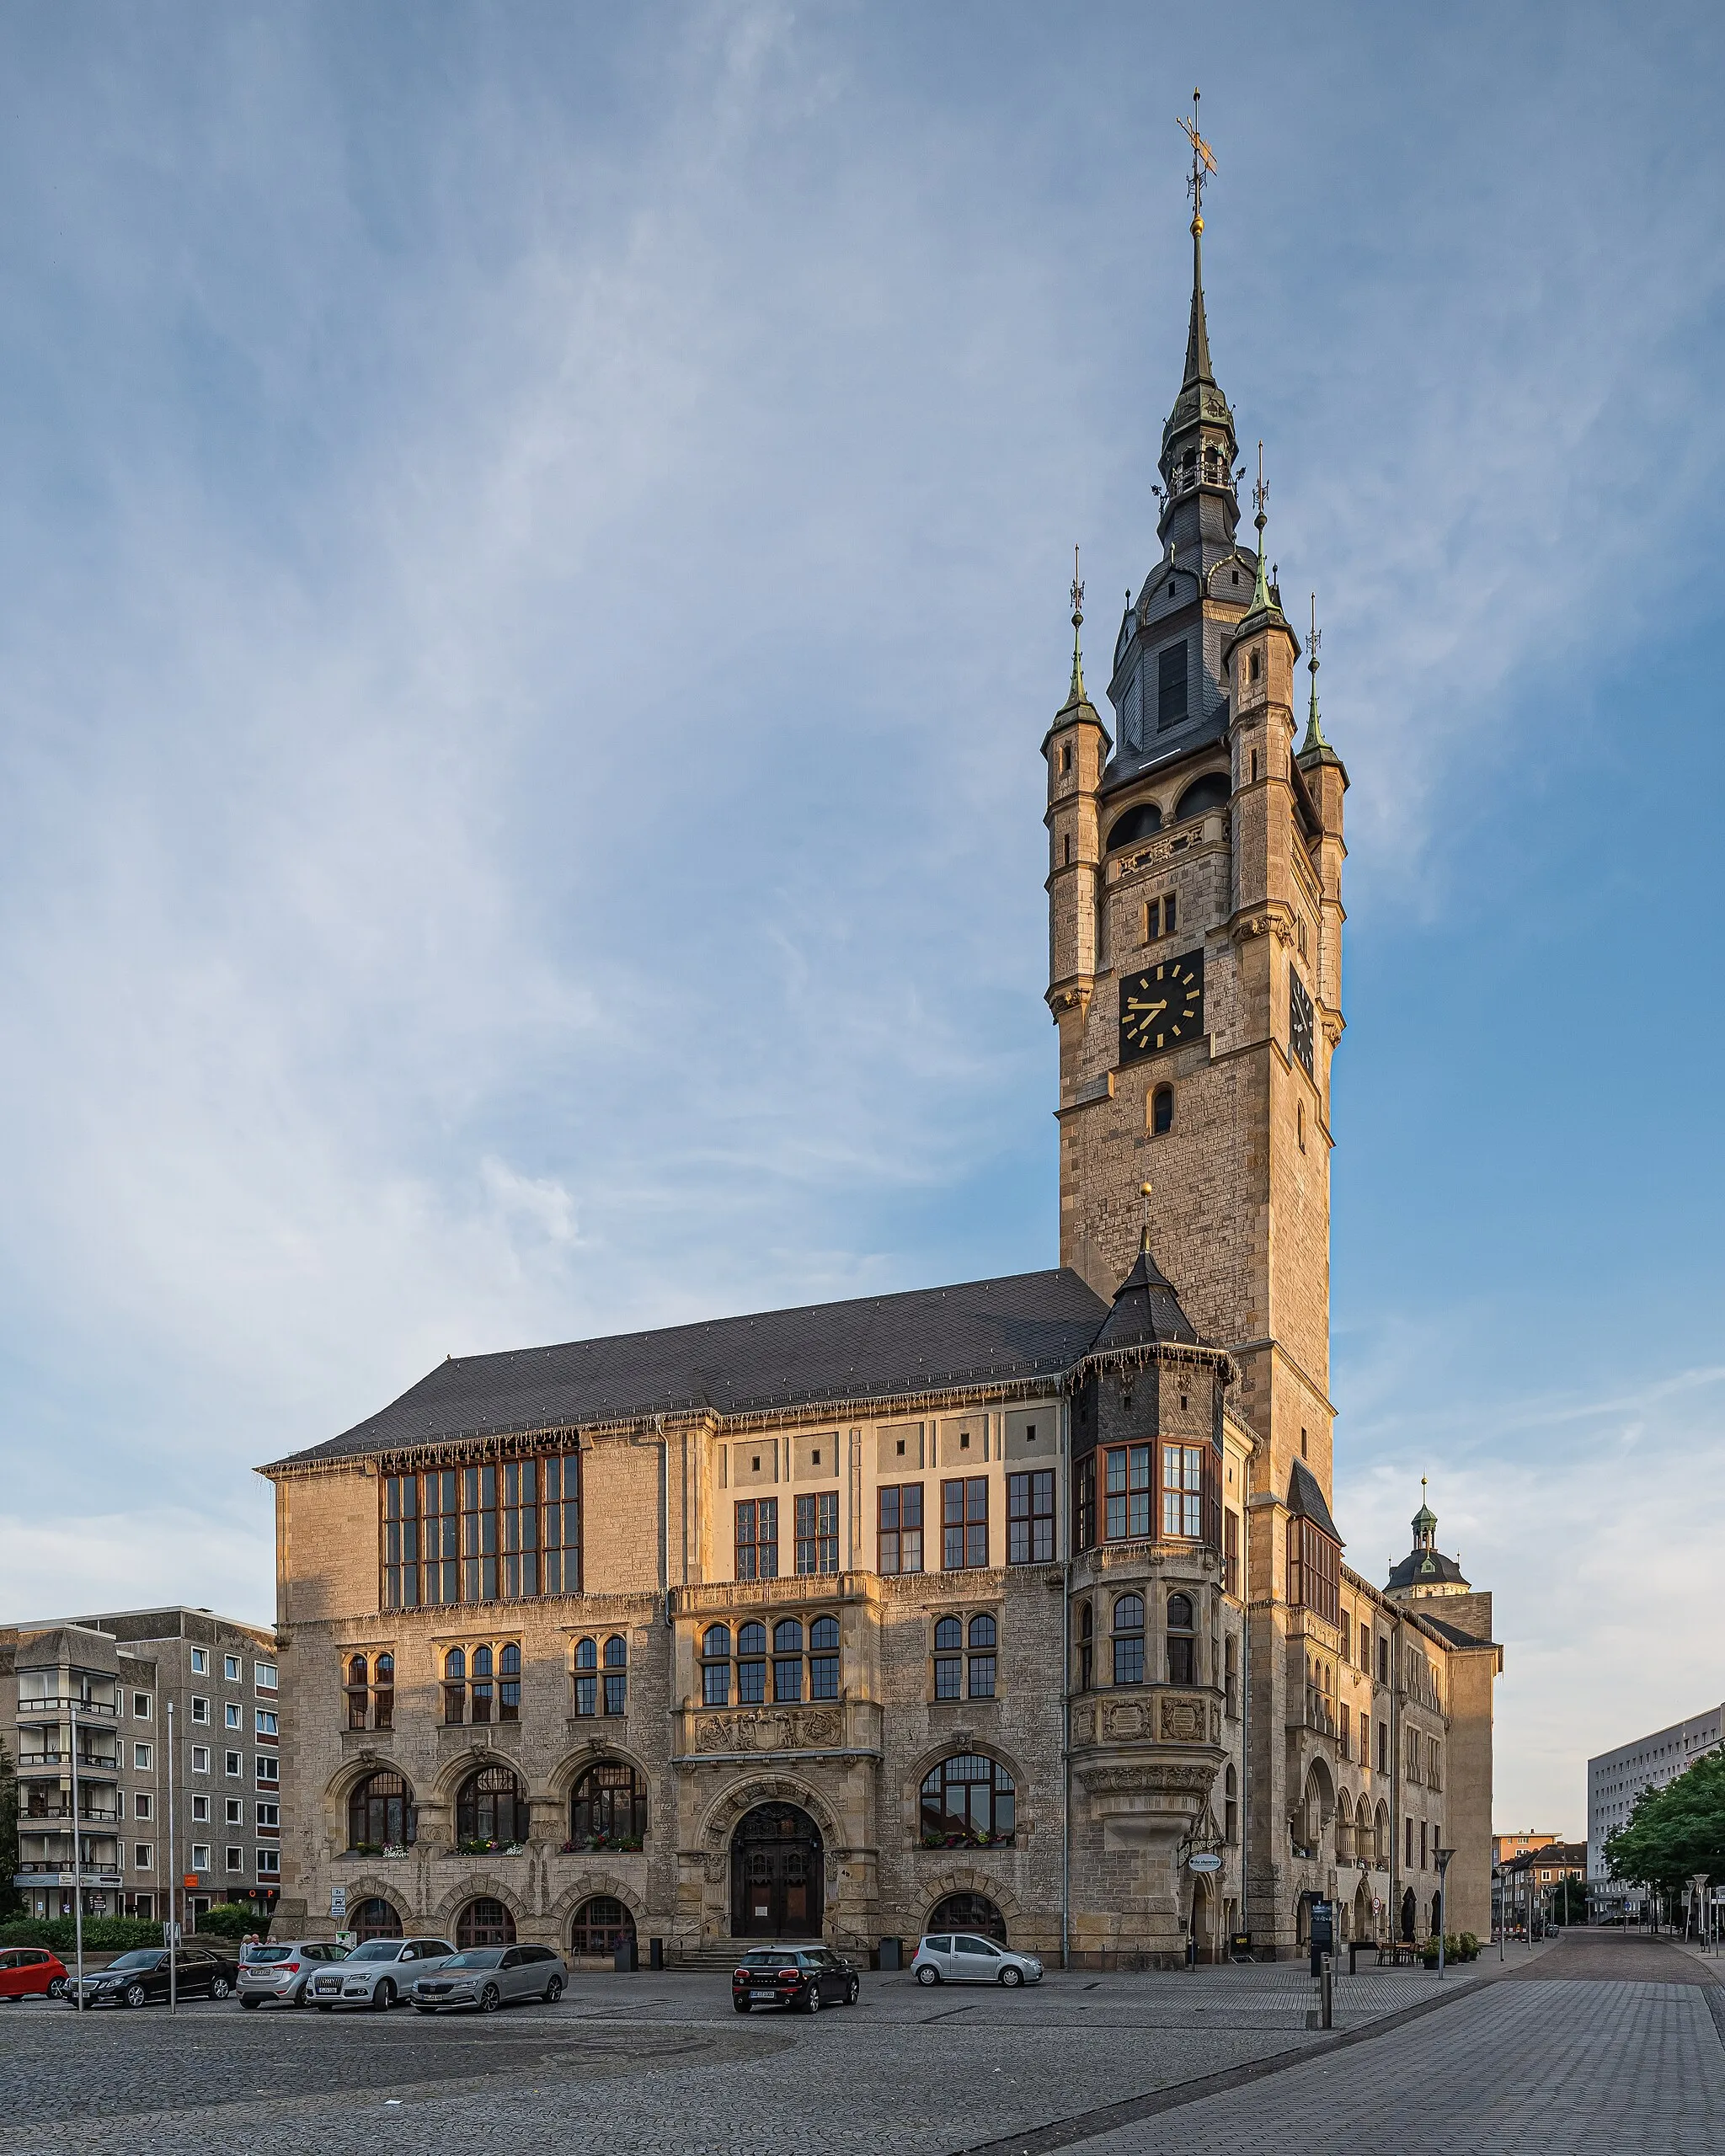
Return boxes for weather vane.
[1067,546,1086,702]
[1070,544,1084,629]
[1177,88,1216,232]
[1309,593,1321,676]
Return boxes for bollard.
[1320,1951,1333,2030]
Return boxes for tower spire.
[1178,89,1217,391]
[1251,441,1273,609]
[1068,546,1086,704]
[1302,591,1330,752]
[1157,91,1237,558]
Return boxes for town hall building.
[260,163,1500,1968]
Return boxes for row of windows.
[1076,1591,1198,1688]
[701,1616,840,1705]
[734,1493,838,1580]
[188,1696,270,1732]
[875,1474,1056,1575]
[186,1649,275,1686]
[119,1718,277,1775]
[184,1844,280,1877]
[382,1454,581,1609]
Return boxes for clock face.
[1119,951,1204,1061]
[1290,969,1315,1076]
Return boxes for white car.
[309,1935,457,2010]
[238,1940,350,2009]
[911,1931,1043,1986]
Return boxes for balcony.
[14,1694,120,1719]
[19,1801,120,1825]
[12,1863,126,1889]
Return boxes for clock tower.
[1043,159,1348,1529]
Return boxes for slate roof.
[1287,1459,1344,1545]
[268,1268,1112,1470]
[1386,1544,1471,1594]
[1418,1611,1497,1652]
[1085,1237,1200,1353]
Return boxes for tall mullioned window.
[942,1477,989,1569]
[878,1485,923,1574]
[1007,1470,1055,1563]
[382,1448,580,1609]
[794,1492,838,1575]
[1287,1516,1341,1629]
[735,1499,778,1582]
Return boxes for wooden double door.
[731,1802,823,1938]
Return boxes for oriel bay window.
[942,1477,989,1568]
[878,1485,923,1573]
[382,1446,581,1609]
[1165,1593,1197,1684]
[920,1753,1016,1848]
[1079,1441,1221,1551]
[1287,1516,1341,1627]
[703,1615,839,1705]
[1106,1444,1153,1540]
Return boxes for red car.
[0,1947,70,2000]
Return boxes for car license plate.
[750,1988,777,2000]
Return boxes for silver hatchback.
[238,1940,350,2008]
[409,1943,566,2013]
[310,1935,457,2010]
[911,1932,1043,1986]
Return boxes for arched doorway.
[1353,1876,1374,1941]
[456,1897,517,1949]
[351,1897,403,1942]
[927,1892,1007,1945]
[730,1801,823,1938]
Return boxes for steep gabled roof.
[1287,1458,1343,1545]
[1085,1235,1199,1353]
[265,1268,1111,1470]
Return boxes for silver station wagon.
[410,1943,566,2013]
[310,1935,457,2010]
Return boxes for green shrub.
[0,1917,163,1952]
[193,1902,272,1942]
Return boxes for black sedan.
[73,1946,238,2008]
[732,1945,858,2013]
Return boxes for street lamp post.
[1434,1848,1455,1977]
[69,1700,84,2010]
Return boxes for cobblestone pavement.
[7,1940,1705,2156]
[1040,1935,1725,2156]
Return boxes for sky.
[0,1,1721,1834]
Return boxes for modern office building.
[1588,1706,1724,1879]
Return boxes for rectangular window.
[772,1656,803,1704]
[254,1662,278,1692]
[942,1478,989,1568]
[424,1468,459,1604]
[222,1750,240,1778]
[191,1796,210,1822]
[1286,1516,1341,1627]
[1161,1444,1204,1539]
[133,1693,152,1719]
[255,1709,278,1737]
[256,1847,280,1878]
[702,1661,730,1706]
[1076,1454,1096,1550]
[1157,640,1188,729]
[1105,1444,1153,1540]
[737,1652,766,1705]
[499,1458,540,1599]
[226,1846,244,1874]
[933,1652,962,1700]
[1007,1470,1055,1564]
[134,1792,152,1820]
[1224,1508,1240,1596]
[256,1802,280,1830]
[462,1462,499,1603]
[1163,890,1178,935]
[226,1798,243,1826]
[734,1497,779,1581]
[809,1649,839,1700]
[133,1742,152,1771]
[1378,1636,1389,1686]
[1377,1721,1388,1774]
[224,1654,241,1683]
[573,1673,596,1716]
[255,1755,278,1786]
[1339,1703,1350,1757]
[794,1492,839,1575]
[383,1471,420,1610]
[224,1702,241,1729]
[1420,1820,1429,1869]
[603,1670,626,1717]
[190,1648,208,1675]
[136,1844,153,1870]
[191,1844,211,1872]
[1144,895,1161,941]
[877,1484,924,1574]
[190,1696,209,1724]
[542,1451,582,1596]
[1339,1614,1351,1661]
[191,1746,211,1774]
[1406,1817,1414,1867]
[968,1653,996,1700]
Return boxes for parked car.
[309,1935,457,2010]
[410,1943,566,2013]
[72,1946,238,2008]
[911,1933,1042,1986]
[0,1947,69,2001]
[238,1940,350,2009]
[731,1945,859,2013]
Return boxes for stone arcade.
[260,163,1499,1970]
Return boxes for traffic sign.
[329,1886,348,1919]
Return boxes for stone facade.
[259,185,1499,1971]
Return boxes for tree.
[1605,1751,1725,1897]
[1550,1877,1588,1924]
[0,1740,20,1921]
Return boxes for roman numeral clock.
[1119,951,1204,1061]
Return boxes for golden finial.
[1139,1179,1154,1251]
[1178,89,1216,236]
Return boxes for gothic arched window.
[1113,1593,1146,1686]
[1167,1593,1197,1685]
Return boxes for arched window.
[345,1656,369,1731]
[499,1641,521,1721]
[932,1616,962,1700]
[1077,1600,1093,1690]
[702,1625,732,1705]
[350,1896,403,1943]
[602,1636,628,1716]
[1225,1763,1239,1843]
[569,1761,648,1851]
[1107,802,1163,852]
[809,1614,840,1700]
[373,1652,394,1732]
[471,1644,494,1724]
[456,1765,528,1848]
[927,1891,1007,1945]
[443,1647,466,1725]
[1151,1084,1174,1137]
[347,1770,414,1853]
[570,1896,634,1958]
[966,1614,997,1699]
[1175,771,1231,823]
[1113,1594,1146,1685]
[738,1621,766,1704]
[921,1755,1015,1848]
[1167,1593,1197,1685]
[968,1614,995,1649]
[456,1897,515,1950]
[574,1637,597,1667]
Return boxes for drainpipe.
[1238,1538,1250,1946]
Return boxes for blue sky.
[0,2,1721,1832]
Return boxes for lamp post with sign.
[68,1701,84,2009]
